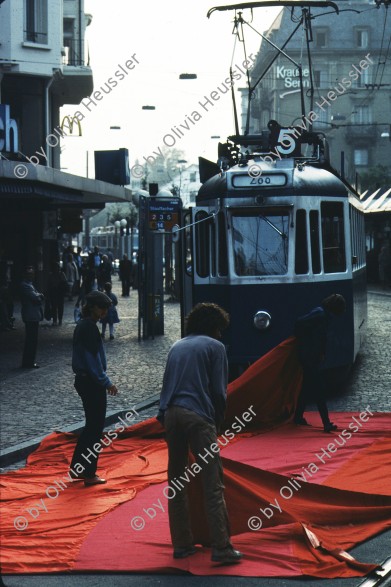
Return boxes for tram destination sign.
[232,174,287,188]
[148,198,181,232]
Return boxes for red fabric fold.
[1,336,390,577]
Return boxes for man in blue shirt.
[293,293,346,433]
[158,303,243,565]
[70,291,118,486]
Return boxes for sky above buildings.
[60,0,280,179]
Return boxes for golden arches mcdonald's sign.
[60,116,82,136]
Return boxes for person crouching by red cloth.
[293,293,346,433]
[70,291,118,486]
[157,303,243,565]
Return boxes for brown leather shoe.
[84,475,107,486]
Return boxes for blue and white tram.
[184,154,367,376]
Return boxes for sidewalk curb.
[0,394,160,469]
[367,289,391,297]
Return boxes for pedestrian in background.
[88,246,101,290]
[47,262,67,326]
[74,246,83,294]
[378,242,391,289]
[97,254,112,292]
[20,267,44,369]
[70,290,118,486]
[157,302,243,565]
[293,293,346,432]
[65,254,79,301]
[119,254,132,297]
[100,282,120,340]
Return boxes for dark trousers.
[22,321,39,367]
[50,294,65,324]
[70,376,107,477]
[121,278,131,296]
[164,406,231,550]
[294,363,330,426]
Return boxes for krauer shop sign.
[276,65,310,88]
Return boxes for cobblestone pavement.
[0,278,181,450]
[0,283,390,451]
[328,287,391,413]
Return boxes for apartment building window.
[313,69,327,88]
[314,30,327,48]
[352,105,372,124]
[356,29,369,49]
[25,0,48,44]
[354,149,369,166]
[356,67,370,88]
[313,105,330,126]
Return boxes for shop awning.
[0,160,133,209]
[360,187,391,213]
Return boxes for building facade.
[0,0,131,292]
[241,0,391,186]
[239,0,391,280]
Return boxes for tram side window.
[195,211,210,278]
[210,220,217,277]
[321,202,346,273]
[184,212,192,276]
[350,205,365,268]
[359,211,365,266]
[309,210,321,274]
[295,209,308,274]
[217,210,228,276]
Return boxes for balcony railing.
[62,38,90,67]
[24,29,48,44]
[344,125,377,142]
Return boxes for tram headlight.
[253,310,271,330]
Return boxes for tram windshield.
[231,211,289,276]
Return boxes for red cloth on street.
[1,337,390,578]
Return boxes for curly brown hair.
[186,302,230,336]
